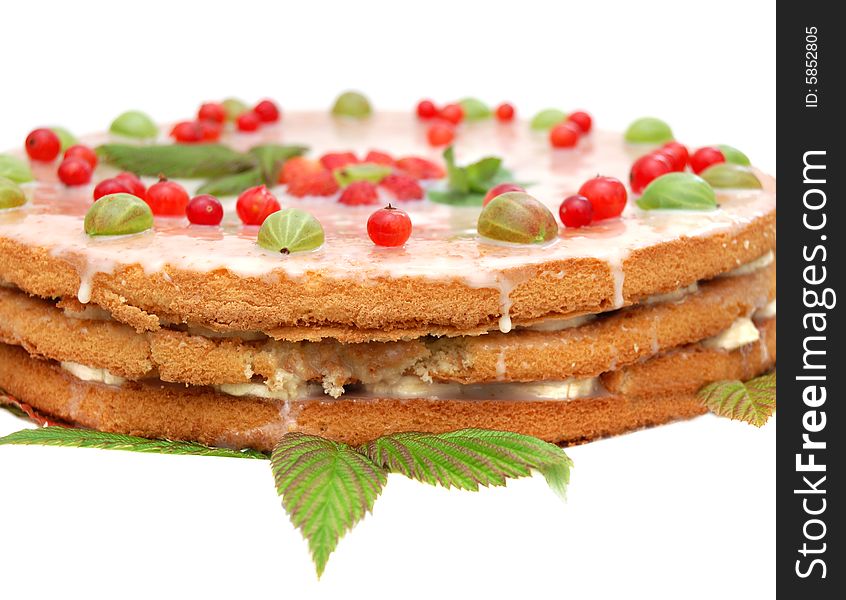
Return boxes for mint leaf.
[271,433,387,577]
[436,146,514,205]
[0,426,268,459]
[248,144,309,185]
[97,144,255,178]
[196,169,263,197]
[466,157,502,193]
[361,429,573,499]
[444,146,470,194]
[698,371,776,427]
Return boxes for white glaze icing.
[0,113,776,323]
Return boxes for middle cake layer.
[0,260,774,399]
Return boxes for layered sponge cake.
[0,105,776,450]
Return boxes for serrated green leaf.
[196,168,264,196]
[361,429,573,499]
[0,402,28,420]
[97,144,255,178]
[698,371,776,427]
[0,426,268,459]
[271,433,387,577]
[248,144,309,186]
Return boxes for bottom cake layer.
[0,319,775,450]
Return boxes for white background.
[1,1,775,598]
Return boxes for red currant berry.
[416,99,438,119]
[198,120,222,142]
[93,178,131,201]
[115,172,147,200]
[549,122,581,148]
[690,146,726,174]
[198,102,226,124]
[236,111,261,132]
[236,185,280,225]
[57,157,93,187]
[146,177,190,216]
[170,121,204,143]
[186,194,224,226]
[495,103,515,122]
[483,182,525,206]
[25,128,61,162]
[439,103,464,125]
[253,99,281,123]
[63,144,98,169]
[367,205,412,247]
[427,122,455,147]
[629,153,673,194]
[660,142,689,171]
[567,111,593,134]
[559,194,594,228]
[578,176,627,221]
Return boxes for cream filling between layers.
[701,317,760,351]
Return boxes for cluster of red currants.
[549,112,593,148]
[171,99,281,143]
[629,142,727,194]
[557,176,626,228]
[415,99,515,148]
[24,128,98,187]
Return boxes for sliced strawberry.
[380,173,424,201]
[286,170,340,197]
[363,150,395,166]
[339,181,380,206]
[395,156,445,180]
[278,156,324,184]
[319,151,359,171]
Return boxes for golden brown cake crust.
[0,319,775,450]
[0,210,774,340]
[0,262,774,388]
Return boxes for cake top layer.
[3,112,774,287]
[0,107,776,339]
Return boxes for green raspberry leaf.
[697,371,776,427]
[97,143,256,178]
[196,168,264,197]
[248,144,309,186]
[271,433,387,578]
[0,426,268,459]
[361,429,573,500]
